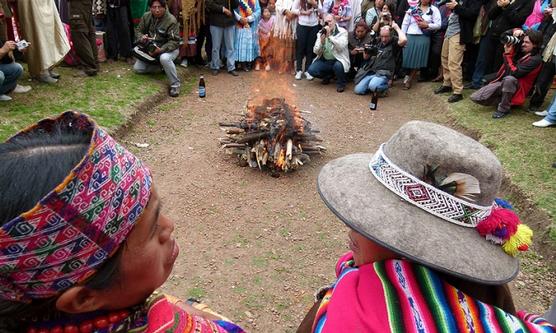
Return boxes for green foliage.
[0,63,162,140]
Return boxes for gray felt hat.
[317,121,519,284]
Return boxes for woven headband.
[0,112,152,302]
[368,144,533,256]
[369,144,493,227]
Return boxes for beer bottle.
[199,75,206,98]
[369,92,378,111]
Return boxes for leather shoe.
[336,86,345,93]
[321,78,331,85]
[492,110,509,119]
[169,86,180,97]
[212,69,219,76]
[463,82,479,90]
[434,85,452,94]
[228,70,239,76]
[447,94,463,103]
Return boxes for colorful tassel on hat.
[476,198,532,256]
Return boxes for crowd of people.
[1,0,556,115]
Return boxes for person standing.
[68,0,99,76]
[207,0,240,75]
[292,0,320,80]
[433,0,480,102]
[17,0,71,83]
[234,0,261,71]
[105,0,134,63]
[274,0,297,74]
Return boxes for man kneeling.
[307,14,350,93]
[353,24,406,97]
[470,29,542,119]
[134,0,181,97]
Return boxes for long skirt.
[235,26,259,62]
[403,34,430,69]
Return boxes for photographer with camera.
[0,39,32,101]
[370,0,396,33]
[133,0,181,97]
[353,24,407,96]
[307,14,350,92]
[348,20,374,71]
[470,29,543,118]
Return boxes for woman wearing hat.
[297,121,555,332]
[0,112,244,333]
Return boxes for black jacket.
[452,0,482,44]
[206,0,239,27]
[488,0,534,38]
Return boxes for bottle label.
[199,87,206,97]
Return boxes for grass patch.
[0,62,164,141]
[186,286,207,300]
[447,91,556,240]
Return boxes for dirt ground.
[122,69,556,332]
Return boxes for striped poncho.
[312,253,555,333]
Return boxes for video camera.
[364,43,379,57]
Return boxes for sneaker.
[180,59,188,68]
[38,75,58,84]
[295,71,303,80]
[532,119,556,127]
[305,72,314,80]
[434,85,452,94]
[169,86,180,97]
[492,110,510,119]
[0,94,12,101]
[528,105,543,113]
[447,94,463,103]
[265,64,271,71]
[49,70,61,79]
[535,110,548,117]
[13,84,32,93]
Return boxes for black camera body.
[364,43,379,57]
[320,22,329,35]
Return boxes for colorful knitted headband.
[0,112,152,302]
[369,144,532,256]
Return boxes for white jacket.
[313,25,350,72]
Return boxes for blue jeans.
[307,58,346,88]
[543,93,556,123]
[354,74,389,95]
[210,25,235,72]
[0,62,23,95]
[134,49,180,87]
[471,35,497,88]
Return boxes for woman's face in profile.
[93,187,179,309]
[348,229,398,266]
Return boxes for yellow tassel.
[502,224,533,256]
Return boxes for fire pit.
[219,98,326,172]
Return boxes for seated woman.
[297,121,556,332]
[0,112,244,333]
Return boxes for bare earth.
[122,69,556,332]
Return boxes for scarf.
[312,253,556,333]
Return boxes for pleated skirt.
[402,34,430,69]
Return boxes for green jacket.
[135,11,180,53]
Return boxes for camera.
[382,13,392,22]
[320,22,329,35]
[364,43,379,57]
[16,40,30,51]
[500,34,522,45]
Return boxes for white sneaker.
[535,110,548,117]
[532,119,556,127]
[13,84,32,93]
[0,94,12,101]
[179,59,188,68]
[295,71,303,80]
[305,72,314,80]
[265,64,271,71]
[255,63,261,71]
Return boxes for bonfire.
[219,98,326,172]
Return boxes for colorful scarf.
[312,253,556,333]
[237,0,256,27]
[144,294,245,333]
[0,112,152,302]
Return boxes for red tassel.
[476,208,520,240]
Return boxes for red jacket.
[493,51,542,106]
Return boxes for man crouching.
[470,29,542,119]
[134,0,181,97]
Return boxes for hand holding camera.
[16,40,30,51]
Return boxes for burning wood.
[219,98,326,172]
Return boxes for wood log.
[222,143,248,148]
[236,132,270,144]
